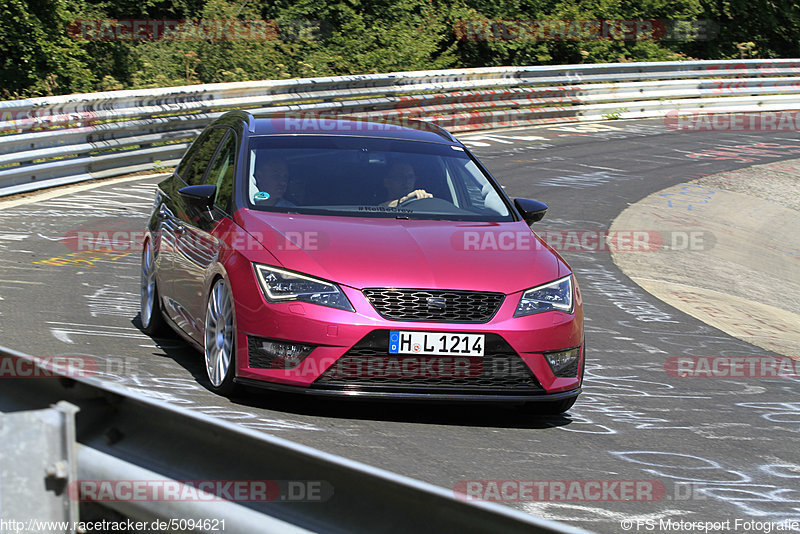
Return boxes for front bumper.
[235,377,582,403]
[227,265,584,400]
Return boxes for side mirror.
[514,198,548,225]
[178,184,217,210]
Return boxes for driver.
[380,163,432,207]
[254,156,296,207]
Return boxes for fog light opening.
[248,337,315,369]
[544,347,581,378]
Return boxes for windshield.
[245,136,513,221]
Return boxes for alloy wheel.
[205,279,235,388]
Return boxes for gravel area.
[693,158,800,212]
[611,157,800,357]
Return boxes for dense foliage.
[2,0,797,98]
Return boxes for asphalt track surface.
[1,119,798,533]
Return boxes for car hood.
[235,210,566,294]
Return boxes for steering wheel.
[397,195,428,206]
[397,197,464,213]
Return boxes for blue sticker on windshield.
[253,192,270,201]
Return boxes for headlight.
[254,264,354,312]
[514,275,573,317]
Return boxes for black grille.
[313,331,544,393]
[362,289,504,323]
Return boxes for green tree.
[3,0,800,98]
[0,0,97,97]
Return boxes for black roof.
[224,110,460,144]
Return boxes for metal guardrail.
[0,346,589,534]
[2,59,800,196]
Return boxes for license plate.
[388,331,485,357]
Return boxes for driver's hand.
[395,189,432,205]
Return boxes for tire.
[204,277,239,396]
[522,396,577,416]
[140,238,167,336]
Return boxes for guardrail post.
[0,401,80,531]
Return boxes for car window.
[445,157,508,215]
[205,132,236,212]
[174,128,210,178]
[245,136,513,222]
[180,128,228,186]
